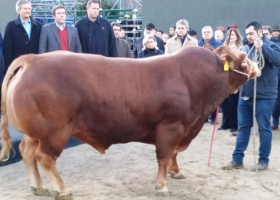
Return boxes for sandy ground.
[0,119,280,200]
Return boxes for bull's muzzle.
[250,60,261,78]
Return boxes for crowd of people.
[0,0,280,171]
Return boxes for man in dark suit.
[3,0,42,69]
[39,5,82,53]
[111,23,131,58]
[75,0,117,57]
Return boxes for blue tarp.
[0,125,82,167]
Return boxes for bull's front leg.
[155,155,171,197]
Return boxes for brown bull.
[0,46,259,199]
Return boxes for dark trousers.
[205,108,217,123]
[272,85,280,126]
[210,110,216,122]
[220,92,239,130]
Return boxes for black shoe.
[218,127,228,130]
[253,162,268,171]
[230,128,237,132]
[223,161,244,170]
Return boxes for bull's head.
[214,46,260,79]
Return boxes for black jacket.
[137,48,163,58]
[133,35,164,58]
[3,16,42,69]
[75,16,118,57]
[240,36,280,99]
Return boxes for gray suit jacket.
[116,38,132,58]
[39,23,82,53]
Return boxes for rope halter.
[229,60,255,80]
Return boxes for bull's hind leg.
[35,131,73,200]
[155,122,184,197]
[167,152,186,179]
[19,135,50,196]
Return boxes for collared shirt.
[56,23,66,31]
[20,17,31,40]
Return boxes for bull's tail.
[0,56,25,161]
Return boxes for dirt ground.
[0,120,280,200]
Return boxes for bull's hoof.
[55,193,73,200]
[168,171,186,179]
[51,191,73,200]
[155,183,161,190]
[30,186,51,196]
[157,190,171,197]
[155,184,171,197]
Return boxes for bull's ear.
[203,44,215,51]
[238,52,247,66]
[220,53,228,64]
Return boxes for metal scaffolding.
[110,0,142,10]
[31,0,142,11]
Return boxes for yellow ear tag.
[224,61,229,71]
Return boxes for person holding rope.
[225,21,280,171]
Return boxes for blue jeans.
[232,98,275,164]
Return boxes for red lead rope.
[208,107,219,166]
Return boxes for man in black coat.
[75,0,118,57]
[3,0,42,70]
[133,23,165,58]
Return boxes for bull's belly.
[75,128,156,153]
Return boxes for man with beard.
[224,21,280,171]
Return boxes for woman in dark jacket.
[137,35,164,58]
[218,28,243,135]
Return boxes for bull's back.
[3,54,160,138]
